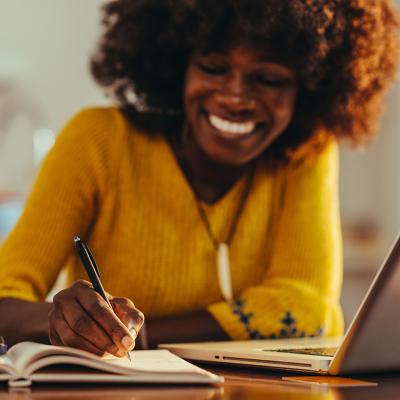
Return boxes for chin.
[202,145,258,167]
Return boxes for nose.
[215,72,256,112]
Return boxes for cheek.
[267,89,298,125]
[183,64,219,117]
[276,92,296,110]
[183,68,206,110]
[183,65,195,109]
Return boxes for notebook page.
[0,355,16,376]
[8,342,102,374]
[8,343,216,379]
[105,350,212,375]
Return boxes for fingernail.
[117,349,125,357]
[129,326,137,340]
[121,335,135,351]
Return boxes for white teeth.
[208,114,256,135]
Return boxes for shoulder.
[43,107,140,183]
[274,132,339,200]
[53,106,141,157]
[60,106,131,140]
[284,132,338,178]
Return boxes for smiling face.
[183,44,299,166]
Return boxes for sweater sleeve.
[208,139,344,339]
[0,108,114,301]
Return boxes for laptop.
[161,234,400,374]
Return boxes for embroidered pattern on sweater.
[231,299,324,339]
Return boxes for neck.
[171,132,248,204]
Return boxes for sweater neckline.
[158,132,252,209]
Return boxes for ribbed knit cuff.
[207,300,249,340]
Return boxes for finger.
[51,310,105,356]
[48,308,63,346]
[48,325,63,346]
[53,285,119,355]
[112,297,145,337]
[74,286,136,352]
[58,298,120,356]
[55,280,133,354]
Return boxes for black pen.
[73,236,133,363]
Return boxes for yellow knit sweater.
[0,107,343,339]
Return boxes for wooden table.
[1,365,400,400]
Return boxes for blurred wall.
[0,0,106,193]
[339,84,400,325]
[341,85,400,268]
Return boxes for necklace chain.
[193,166,255,250]
[170,130,255,301]
[171,130,255,250]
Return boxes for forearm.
[0,298,53,346]
[146,309,229,349]
[0,299,229,349]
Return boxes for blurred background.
[0,0,399,327]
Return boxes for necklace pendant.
[217,243,233,301]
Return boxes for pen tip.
[73,236,81,243]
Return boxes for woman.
[0,0,398,357]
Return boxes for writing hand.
[48,280,144,357]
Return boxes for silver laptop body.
[161,234,400,374]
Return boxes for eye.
[253,73,293,88]
[196,61,228,76]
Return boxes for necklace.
[171,131,255,302]
[192,165,255,302]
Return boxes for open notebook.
[0,342,223,387]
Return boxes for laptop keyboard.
[265,347,338,357]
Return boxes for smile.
[208,114,256,136]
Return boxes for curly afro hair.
[91,0,399,158]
